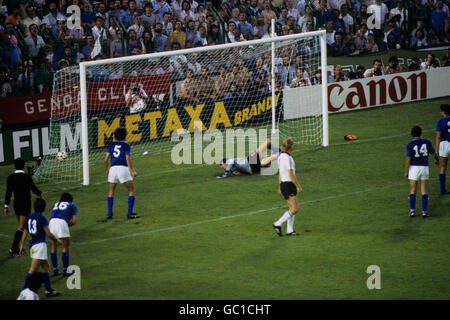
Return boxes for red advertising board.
[0,73,172,125]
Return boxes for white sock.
[287,213,295,234]
[274,210,291,227]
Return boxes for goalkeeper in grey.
[217,140,279,178]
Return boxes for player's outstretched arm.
[435,131,441,160]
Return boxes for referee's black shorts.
[280,182,297,200]
[13,202,31,217]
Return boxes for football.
[56,151,67,161]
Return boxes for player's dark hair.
[60,192,73,203]
[411,125,422,137]
[221,158,227,164]
[34,198,46,212]
[114,127,127,141]
[14,158,25,170]
[441,104,450,115]
[28,272,43,292]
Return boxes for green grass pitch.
[0,97,449,300]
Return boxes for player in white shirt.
[273,138,302,236]
[17,272,42,300]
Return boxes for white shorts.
[108,165,133,184]
[30,242,47,260]
[408,165,429,181]
[439,140,450,158]
[49,218,70,238]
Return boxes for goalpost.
[34,29,328,186]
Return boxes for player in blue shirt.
[435,104,450,195]
[405,126,438,218]
[49,193,78,276]
[19,198,62,296]
[104,127,139,219]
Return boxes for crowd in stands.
[0,0,449,98]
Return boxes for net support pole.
[320,33,329,147]
[271,19,276,134]
[80,63,90,186]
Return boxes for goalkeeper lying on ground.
[217,140,279,179]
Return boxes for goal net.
[34,30,327,185]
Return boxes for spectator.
[290,68,311,87]
[325,21,336,47]
[25,24,46,59]
[80,1,96,31]
[277,7,289,27]
[180,1,195,26]
[426,26,440,46]
[384,56,402,74]
[364,59,384,77]
[339,4,354,35]
[421,53,438,70]
[208,23,221,45]
[108,0,127,25]
[185,19,198,48]
[161,12,173,35]
[232,27,245,42]
[330,9,345,32]
[169,20,186,48]
[110,29,126,58]
[18,60,36,93]
[128,15,145,39]
[172,0,184,21]
[430,1,449,37]
[154,22,169,52]
[356,65,366,78]
[410,0,428,30]
[365,33,379,53]
[168,43,188,78]
[0,71,13,97]
[328,64,346,83]
[408,57,422,71]
[277,55,296,86]
[123,0,139,28]
[411,28,428,48]
[35,60,52,93]
[93,16,107,41]
[224,82,242,99]
[81,35,95,59]
[253,14,268,39]
[5,6,21,27]
[214,65,231,98]
[142,30,155,54]
[262,0,277,25]
[247,0,262,20]
[1,34,22,70]
[251,58,269,93]
[128,29,143,54]
[196,67,216,101]
[178,68,199,104]
[187,53,201,75]
[330,32,349,56]
[389,0,408,26]
[20,6,41,37]
[238,12,253,40]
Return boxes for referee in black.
[4,158,43,257]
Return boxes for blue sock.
[23,273,31,290]
[62,252,69,272]
[422,194,428,212]
[409,194,416,212]
[128,196,135,215]
[439,173,446,193]
[42,272,53,292]
[107,196,114,217]
[50,252,58,270]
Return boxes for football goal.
[34,29,328,186]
